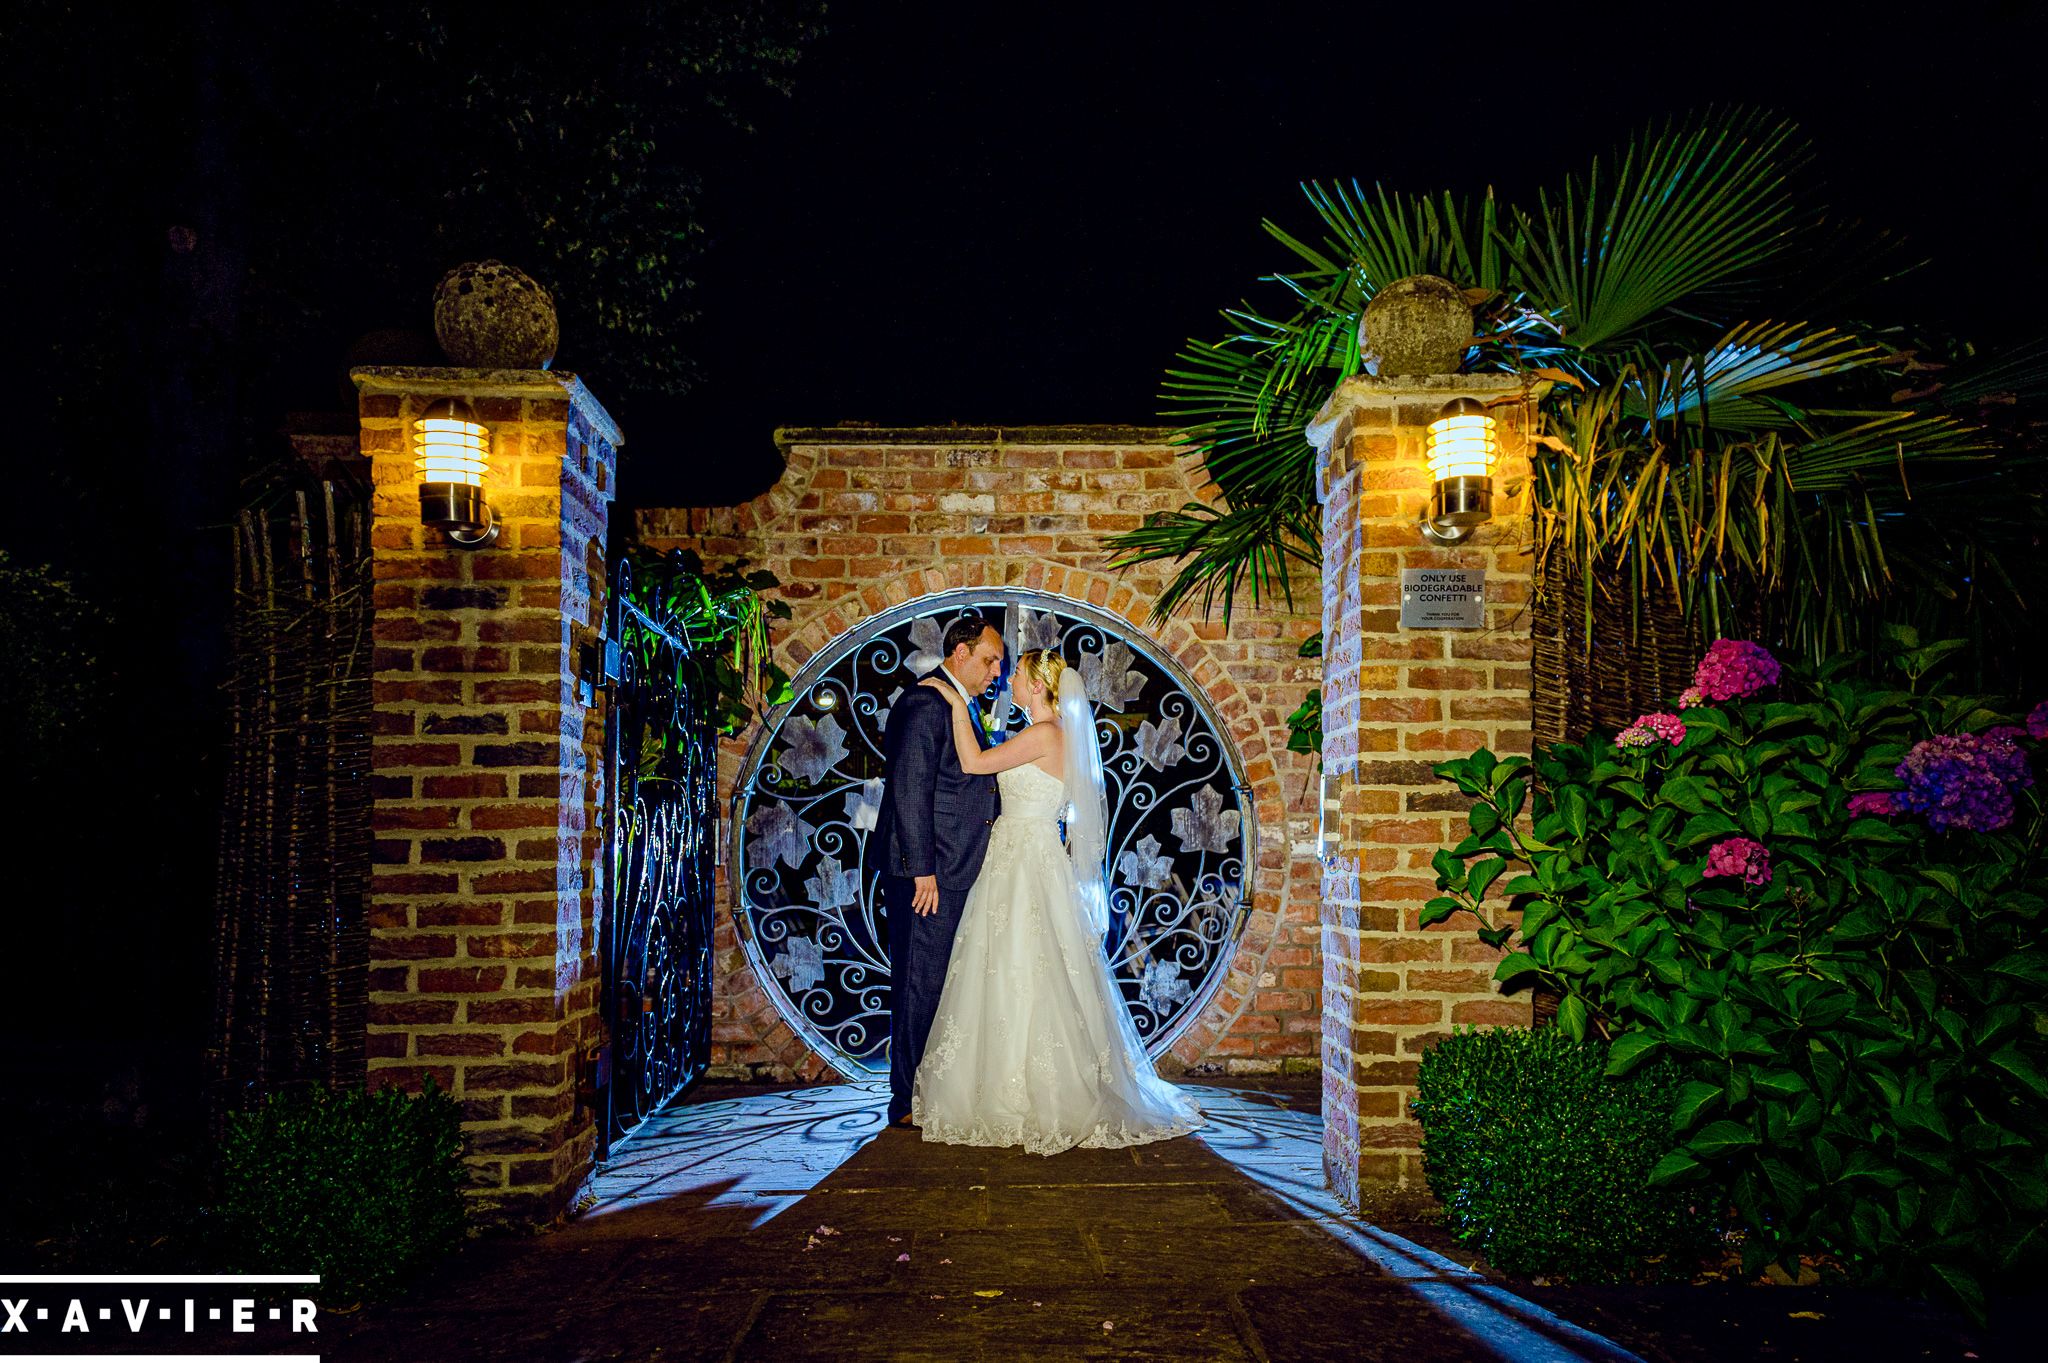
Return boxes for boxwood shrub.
[1413,1025,1716,1282]
[211,1077,467,1304]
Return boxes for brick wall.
[636,427,1323,1081]
[353,366,619,1227]
[1310,375,1539,1207]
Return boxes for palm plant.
[1110,108,2048,695]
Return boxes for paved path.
[315,1080,1641,1362]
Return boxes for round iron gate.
[732,589,1255,1077]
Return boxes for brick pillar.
[352,366,619,1228]
[1309,373,1538,1207]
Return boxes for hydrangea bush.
[1422,630,2048,1314]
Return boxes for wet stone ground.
[326,1081,1602,1362]
[99,1078,2045,1361]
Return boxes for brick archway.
[639,428,1322,1086]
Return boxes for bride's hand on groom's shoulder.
[918,676,963,707]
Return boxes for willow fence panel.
[208,467,373,1123]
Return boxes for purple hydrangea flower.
[1677,686,1706,710]
[2028,700,2048,742]
[1616,712,1687,749]
[1894,731,2033,833]
[1702,836,1772,887]
[1691,640,1780,703]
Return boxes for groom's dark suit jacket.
[870,685,1000,906]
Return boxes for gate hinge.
[576,626,622,705]
[576,1042,611,1111]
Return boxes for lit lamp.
[414,397,498,548]
[1421,396,1497,544]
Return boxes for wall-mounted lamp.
[414,397,498,548]
[1421,397,1498,545]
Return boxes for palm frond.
[1294,182,1509,296]
[1104,494,1321,626]
[1618,321,1885,438]
[1506,108,1812,352]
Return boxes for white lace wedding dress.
[911,761,1205,1153]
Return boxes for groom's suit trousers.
[882,872,968,1123]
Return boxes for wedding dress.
[910,759,1205,1153]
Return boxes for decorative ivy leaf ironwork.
[731,592,1255,1074]
[803,855,860,912]
[770,935,826,995]
[903,617,947,676]
[778,712,850,785]
[1138,957,1193,1014]
[875,684,904,733]
[745,800,817,871]
[1117,834,1175,890]
[1170,784,1241,853]
[1080,640,1147,713]
[844,777,885,832]
[1134,715,1187,771]
[1019,607,1064,652]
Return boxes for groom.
[872,614,1006,1127]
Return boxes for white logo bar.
[0,1275,320,1284]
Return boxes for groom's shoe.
[888,1114,918,1129]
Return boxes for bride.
[909,648,1204,1153]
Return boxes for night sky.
[645,0,2048,509]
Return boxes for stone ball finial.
[432,260,559,369]
[1359,274,1473,376]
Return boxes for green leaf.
[1987,1047,2048,1102]
[1557,993,1589,1041]
[1420,897,1463,929]
[1930,1262,1987,1323]
[1649,1150,1703,1186]
[1987,952,2048,987]
[1671,1080,1722,1131]
[1759,1157,1810,1214]
[1686,1120,1760,1159]
[1753,1070,1810,1100]
[1466,857,1510,902]
[1603,1031,1663,1075]
[1895,1104,1952,1144]
[1675,812,1740,848]
[1430,847,1465,886]
[1660,776,1708,815]
[1560,787,1589,840]
[1493,955,1543,987]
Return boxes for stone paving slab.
[280,1079,1659,1362]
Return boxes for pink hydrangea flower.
[1677,686,1706,709]
[1616,712,1687,750]
[1846,790,1902,818]
[1691,640,1780,702]
[2028,700,2048,741]
[1702,836,1771,887]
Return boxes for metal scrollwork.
[733,590,1255,1077]
[597,559,718,1158]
